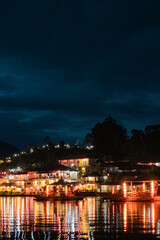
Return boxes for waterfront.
[0,197,160,239]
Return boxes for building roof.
[100,181,121,185]
[83,172,103,177]
[120,172,160,181]
[58,154,89,160]
[26,164,78,173]
[102,162,153,170]
[10,172,28,175]
[49,179,76,186]
[1,182,16,187]
[50,178,66,185]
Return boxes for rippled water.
[0,197,160,239]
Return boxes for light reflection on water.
[0,197,160,239]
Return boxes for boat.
[34,195,84,201]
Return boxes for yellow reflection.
[123,203,127,232]
[0,196,158,237]
[123,183,127,198]
[151,182,154,197]
[151,203,155,233]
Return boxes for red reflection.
[121,202,158,234]
[0,196,159,237]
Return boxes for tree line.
[85,117,160,162]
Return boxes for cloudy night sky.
[0,0,160,148]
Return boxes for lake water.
[0,196,160,239]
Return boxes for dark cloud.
[0,0,159,148]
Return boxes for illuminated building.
[58,157,97,174]
[0,166,79,196]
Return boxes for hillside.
[0,141,19,159]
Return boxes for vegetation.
[3,144,92,171]
[1,117,160,171]
[89,117,127,161]
[87,117,160,162]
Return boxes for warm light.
[117,185,120,190]
[123,183,127,198]
[151,203,155,233]
[123,203,127,232]
[65,186,68,196]
[55,144,60,148]
[143,182,145,191]
[112,186,115,194]
[46,185,49,196]
[88,177,93,181]
[151,182,154,197]
[103,176,107,180]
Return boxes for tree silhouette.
[59,140,65,148]
[145,125,160,158]
[89,117,127,161]
[44,136,50,145]
[129,129,147,160]
[44,136,53,148]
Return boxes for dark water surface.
[0,196,160,239]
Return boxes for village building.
[58,157,97,174]
[0,165,79,195]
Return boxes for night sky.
[0,0,160,148]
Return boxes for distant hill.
[0,141,19,159]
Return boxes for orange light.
[123,203,127,231]
[151,202,155,233]
[151,182,154,197]
[123,183,127,198]
[112,186,114,194]
[65,186,68,196]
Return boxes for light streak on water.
[0,197,158,239]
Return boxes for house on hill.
[58,156,97,174]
